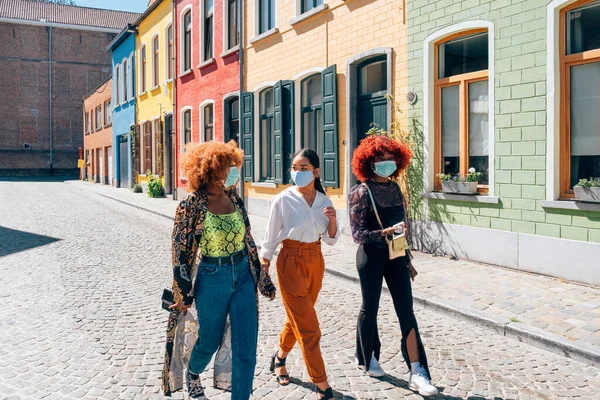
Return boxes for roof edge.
[106,24,136,52]
[132,0,166,28]
[83,75,113,101]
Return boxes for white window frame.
[223,0,239,53]
[139,44,147,94]
[223,91,240,143]
[294,0,327,18]
[200,0,215,65]
[128,53,134,99]
[114,64,121,106]
[252,81,277,181]
[422,20,496,196]
[199,99,215,142]
[180,5,193,75]
[151,33,160,90]
[165,23,174,82]
[293,67,326,151]
[121,57,129,105]
[151,117,160,175]
[180,106,193,156]
[254,0,277,37]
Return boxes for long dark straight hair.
[292,148,326,194]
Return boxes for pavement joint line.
[72,183,600,369]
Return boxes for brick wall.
[407,0,600,244]
[83,79,113,184]
[0,22,114,175]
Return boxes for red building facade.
[175,0,240,198]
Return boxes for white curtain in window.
[468,80,489,157]
[570,62,600,156]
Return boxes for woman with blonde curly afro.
[163,140,276,400]
[348,135,438,396]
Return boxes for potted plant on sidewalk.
[438,168,481,194]
[574,178,600,203]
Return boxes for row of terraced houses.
[4,0,600,285]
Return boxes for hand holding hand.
[324,206,336,221]
[261,258,271,273]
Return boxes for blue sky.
[76,0,148,13]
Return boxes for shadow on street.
[0,226,61,257]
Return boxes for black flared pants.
[355,243,430,378]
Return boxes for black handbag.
[161,288,174,311]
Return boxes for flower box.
[574,186,600,203]
[441,181,478,194]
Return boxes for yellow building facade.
[241,0,409,227]
[135,0,175,192]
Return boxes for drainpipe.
[48,25,53,176]
[238,0,244,198]
[171,0,177,200]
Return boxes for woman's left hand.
[324,206,336,221]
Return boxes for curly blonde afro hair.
[181,140,243,192]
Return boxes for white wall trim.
[120,57,129,105]
[199,99,216,143]
[113,64,121,106]
[151,116,161,174]
[165,23,174,81]
[423,20,496,195]
[138,119,149,171]
[222,0,239,52]
[199,0,215,63]
[150,33,160,88]
[138,44,147,94]
[180,106,193,155]
[179,5,194,74]
[223,91,240,101]
[293,68,325,151]
[293,0,329,18]
[252,81,277,180]
[254,0,277,37]
[128,53,134,100]
[546,0,579,200]
[222,92,240,143]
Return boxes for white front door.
[107,147,113,186]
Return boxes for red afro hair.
[351,135,412,182]
[180,140,243,192]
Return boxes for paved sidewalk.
[66,180,600,367]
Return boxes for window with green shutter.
[320,65,338,188]
[273,80,294,184]
[241,92,254,181]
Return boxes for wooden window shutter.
[281,80,294,184]
[134,124,141,177]
[241,92,254,181]
[321,64,339,188]
[273,81,284,184]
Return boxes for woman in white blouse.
[260,148,339,400]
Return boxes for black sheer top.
[348,180,406,246]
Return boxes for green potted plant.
[574,178,600,203]
[146,169,165,198]
[438,168,481,194]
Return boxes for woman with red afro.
[348,135,438,396]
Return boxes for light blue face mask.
[224,166,240,187]
[291,170,315,188]
[373,160,397,178]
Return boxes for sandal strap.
[316,387,334,399]
[274,354,287,368]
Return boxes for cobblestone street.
[1,179,600,400]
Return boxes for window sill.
[104,123,112,128]
[540,200,600,212]
[252,181,277,188]
[220,45,239,58]
[178,69,194,79]
[198,58,216,69]
[249,28,279,45]
[290,4,329,26]
[422,192,500,204]
[138,91,147,96]
[165,78,173,84]
[150,85,160,92]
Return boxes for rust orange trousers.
[276,239,327,384]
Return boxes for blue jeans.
[188,256,258,400]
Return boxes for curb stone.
[71,183,600,368]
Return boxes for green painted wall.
[406,0,600,243]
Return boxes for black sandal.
[316,386,334,399]
[269,351,290,386]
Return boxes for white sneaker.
[354,354,386,377]
[409,366,438,396]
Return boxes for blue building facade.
[107,25,136,188]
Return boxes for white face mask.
[291,170,315,188]
[372,160,397,178]
[224,166,239,187]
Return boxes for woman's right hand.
[169,302,192,315]
[261,258,271,273]
[381,227,396,237]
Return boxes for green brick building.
[406,0,600,284]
